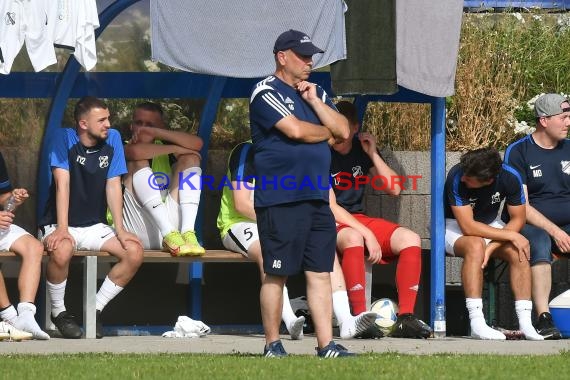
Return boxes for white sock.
[95,276,124,311]
[332,290,353,327]
[515,300,544,341]
[47,279,67,317]
[332,290,376,339]
[133,167,176,236]
[282,287,304,340]
[179,167,201,233]
[466,298,505,340]
[281,286,297,327]
[14,302,50,340]
[0,304,18,324]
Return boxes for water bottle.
[0,195,16,238]
[433,298,446,338]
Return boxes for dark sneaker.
[96,310,103,339]
[354,323,384,339]
[263,340,288,357]
[51,311,82,339]
[390,313,432,339]
[316,341,356,358]
[535,312,562,340]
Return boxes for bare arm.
[523,185,570,252]
[44,168,74,251]
[297,81,349,142]
[480,204,530,267]
[0,192,10,206]
[124,142,200,161]
[329,189,382,263]
[452,203,530,264]
[231,181,256,221]
[134,127,203,151]
[106,176,126,233]
[452,204,522,242]
[53,168,70,230]
[0,188,27,209]
[125,126,202,161]
[0,190,16,229]
[274,115,333,143]
[357,132,401,195]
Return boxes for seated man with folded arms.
[122,102,205,256]
[444,147,542,340]
[0,152,48,340]
[217,141,377,339]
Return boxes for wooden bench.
[1,250,252,339]
[1,250,374,339]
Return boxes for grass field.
[1,352,570,379]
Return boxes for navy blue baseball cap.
[273,29,324,56]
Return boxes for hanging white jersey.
[47,0,76,49]
[74,0,99,71]
[0,0,56,75]
[47,0,100,71]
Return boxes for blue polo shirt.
[444,163,525,224]
[504,135,570,226]
[249,75,334,207]
[40,127,127,227]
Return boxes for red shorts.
[336,214,400,263]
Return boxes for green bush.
[370,12,570,151]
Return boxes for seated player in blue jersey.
[39,97,144,339]
[503,93,570,340]
[217,141,377,340]
[122,102,204,256]
[250,30,354,357]
[0,152,48,340]
[445,148,542,340]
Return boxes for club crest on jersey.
[491,192,501,204]
[352,166,364,177]
[99,156,109,168]
[5,12,16,25]
[284,97,295,111]
[561,161,570,175]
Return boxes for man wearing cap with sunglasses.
[504,93,570,340]
[249,29,351,357]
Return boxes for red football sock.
[396,246,422,314]
[341,246,367,315]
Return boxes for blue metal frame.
[352,93,446,328]
[464,0,570,9]
[0,0,447,330]
[191,76,228,321]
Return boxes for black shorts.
[256,200,336,276]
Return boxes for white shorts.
[0,224,32,251]
[445,218,505,256]
[38,223,116,251]
[221,222,259,257]
[122,188,180,249]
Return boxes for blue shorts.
[520,223,570,265]
[256,200,336,276]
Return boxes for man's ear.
[78,119,88,130]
